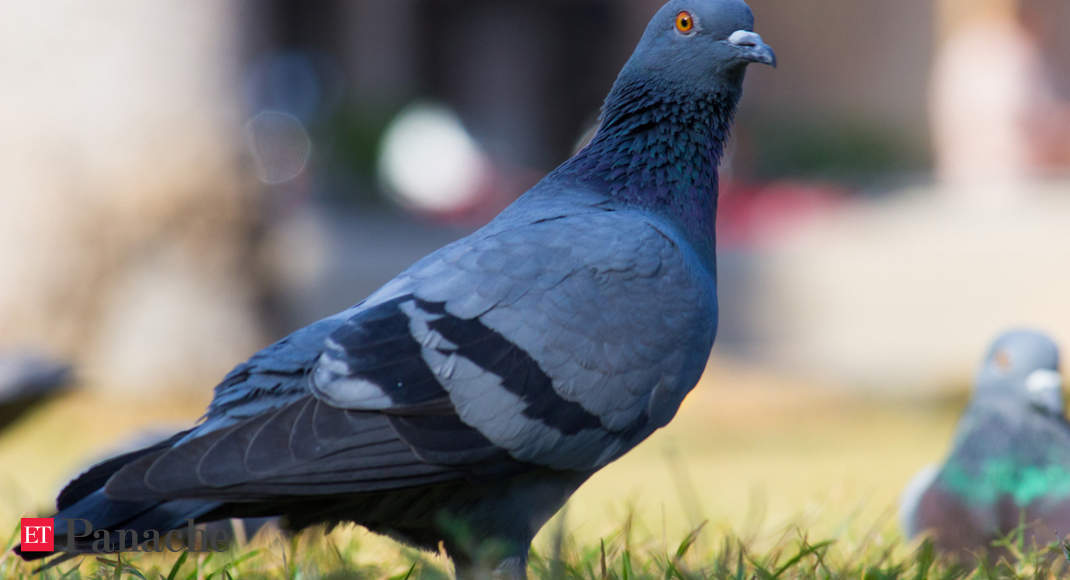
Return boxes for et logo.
[20,518,54,552]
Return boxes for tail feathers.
[57,429,193,510]
[16,490,220,561]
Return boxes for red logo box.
[21,518,54,552]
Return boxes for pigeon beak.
[1026,368,1064,413]
[1027,368,1063,395]
[727,30,777,68]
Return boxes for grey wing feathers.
[200,313,351,432]
[123,200,714,500]
[316,208,716,470]
[105,396,521,501]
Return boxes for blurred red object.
[717,181,848,249]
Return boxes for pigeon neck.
[556,79,740,261]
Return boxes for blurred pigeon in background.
[0,352,72,432]
[900,330,1069,558]
[17,0,774,576]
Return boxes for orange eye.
[675,11,694,34]
[994,350,1012,371]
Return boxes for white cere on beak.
[727,30,763,47]
[1026,368,1065,413]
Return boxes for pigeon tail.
[15,491,221,563]
[15,431,221,563]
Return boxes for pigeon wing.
[316,207,717,470]
[104,204,716,500]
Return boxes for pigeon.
[17,0,774,576]
[0,352,73,432]
[900,330,1070,559]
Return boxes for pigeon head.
[973,329,1063,413]
[619,0,776,94]
[557,0,774,263]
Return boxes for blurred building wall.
[0,1,266,394]
[745,0,934,132]
[747,183,1070,389]
[271,1,951,181]
[293,0,628,170]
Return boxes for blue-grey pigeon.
[0,352,72,432]
[900,330,1070,559]
[17,0,774,576]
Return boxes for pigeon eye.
[993,350,1012,371]
[675,11,695,34]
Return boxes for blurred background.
[2,0,1070,558]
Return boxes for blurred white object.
[378,103,488,213]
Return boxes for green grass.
[3,518,1069,579]
[0,360,1053,578]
